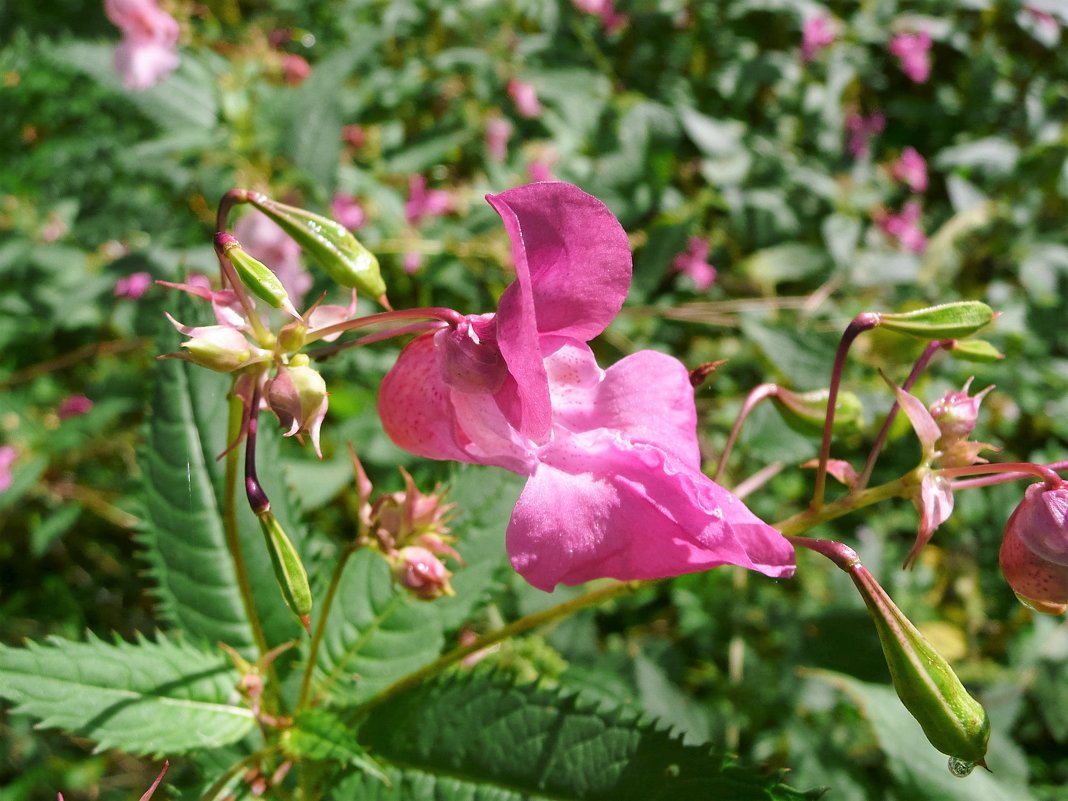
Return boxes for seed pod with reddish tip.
[1000,481,1068,615]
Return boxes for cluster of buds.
[350,451,460,600]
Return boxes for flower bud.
[246,193,387,302]
[999,481,1068,615]
[369,467,453,550]
[929,378,993,444]
[267,365,328,458]
[390,546,453,600]
[215,233,300,319]
[165,314,266,372]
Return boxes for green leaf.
[741,244,830,292]
[284,709,388,782]
[948,339,1004,363]
[311,549,444,706]
[877,302,994,340]
[139,306,312,657]
[353,672,821,801]
[0,634,253,755]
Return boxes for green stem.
[355,580,643,719]
[775,474,912,537]
[298,544,357,708]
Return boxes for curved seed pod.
[215,233,300,318]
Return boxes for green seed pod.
[771,387,864,436]
[258,510,313,631]
[877,301,994,340]
[851,563,990,764]
[247,193,387,302]
[215,233,300,318]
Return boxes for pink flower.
[890,146,928,193]
[403,252,423,274]
[404,175,453,226]
[104,0,180,90]
[281,53,311,86]
[114,271,153,299]
[890,32,932,83]
[875,200,927,253]
[1000,480,1068,615]
[378,182,795,591]
[801,15,836,62]
[233,209,312,307]
[342,124,366,149]
[507,79,543,119]
[331,193,366,230]
[0,445,17,493]
[58,394,93,419]
[572,0,629,32]
[485,116,514,162]
[846,112,885,158]
[527,156,556,183]
[391,546,454,600]
[671,237,717,291]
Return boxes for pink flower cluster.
[890,32,933,83]
[507,79,543,119]
[801,15,836,62]
[379,183,795,591]
[104,0,180,90]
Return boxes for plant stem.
[356,580,643,718]
[304,307,463,344]
[939,461,1063,487]
[950,460,1068,490]
[776,474,912,536]
[297,544,356,708]
[713,383,778,482]
[812,313,880,509]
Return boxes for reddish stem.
[949,460,1068,490]
[217,188,252,233]
[939,461,1063,488]
[244,381,271,515]
[713,383,779,482]
[305,307,464,343]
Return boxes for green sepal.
[247,194,387,301]
[877,301,994,340]
[258,510,313,630]
[771,387,864,435]
[948,338,1004,363]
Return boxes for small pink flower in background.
[58,394,93,419]
[0,446,17,493]
[508,79,543,119]
[890,146,928,193]
[672,237,717,291]
[890,31,933,83]
[485,116,514,162]
[572,0,628,32]
[846,112,885,158]
[104,0,180,90]
[331,193,365,230]
[403,252,423,274]
[281,53,311,86]
[342,124,366,149]
[874,200,927,253]
[379,182,795,591]
[115,271,153,299]
[404,175,453,226]
[801,15,836,62]
[527,155,556,182]
[233,209,312,308]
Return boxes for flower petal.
[507,433,795,591]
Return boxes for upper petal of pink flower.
[113,37,180,90]
[106,0,179,44]
[507,432,795,591]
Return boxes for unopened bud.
[258,511,313,630]
[1000,480,1068,615]
[929,378,992,444]
[267,365,328,458]
[215,233,300,318]
[165,315,265,373]
[246,193,387,302]
[390,546,453,600]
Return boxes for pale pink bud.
[890,146,928,193]
[57,394,93,419]
[485,116,514,162]
[801,15,836,62]
[1000,481,1068,615]
[165,315,261,372]
[115,271,153,299]
[391,546,453,600]
[266,364,329,457]
[890,31,933,83]
[330,193,366,230]
[507,79,543,118]
[929,378,993,443]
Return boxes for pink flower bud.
[57,394,93,419]
[391,546,453,600]
[0,445,17,493]
[929,378,992,443]
[507,79,543,118]
[281,53,311,86]
[266,364,329,457]
[114,271,153,299]
[1000,481,1068,615]
[165,315,263,372]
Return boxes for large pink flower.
[378,182,795,591]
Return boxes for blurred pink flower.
[572,0,628,32]
[115,271,153,299]
[528,157,555,182]
[342,124,366,149]
[485,116,514,162]
[890,146,928,193]
[331,193,366,230]
[672,237,717,291]
[58,394,93,419]
[890,32,932,83]
[875,200,927,253]
[801,15,836,62]
[403,252,423,274]
[104,0,180,90]
[846,111,885,158]
[0,446,17,493]
[379,182,795,591]
[508,79,543,119]
[405,175,453,226]
[233,209,312,307]
[281,53,311,86]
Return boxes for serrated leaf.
[311,549,445,707]
[139,304,313,657]
[284,709,388,782]
[0,634,253,755]
[877,302,994,340]
[353,673,822,801]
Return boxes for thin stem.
[355,580,643,719]
[812,313,881,509]
[217,188,251,233]
[938,461,1063,487]
[244,381,270,515]
[950,460,1068,490]
[857,339,949,489]
[775,474,912,537]
[791,536,861,570]
[298,544,357,708]
[304,307,464,344]
[713,383,779,482]
[304,321,444,361]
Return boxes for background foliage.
[2,0,1067,798]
